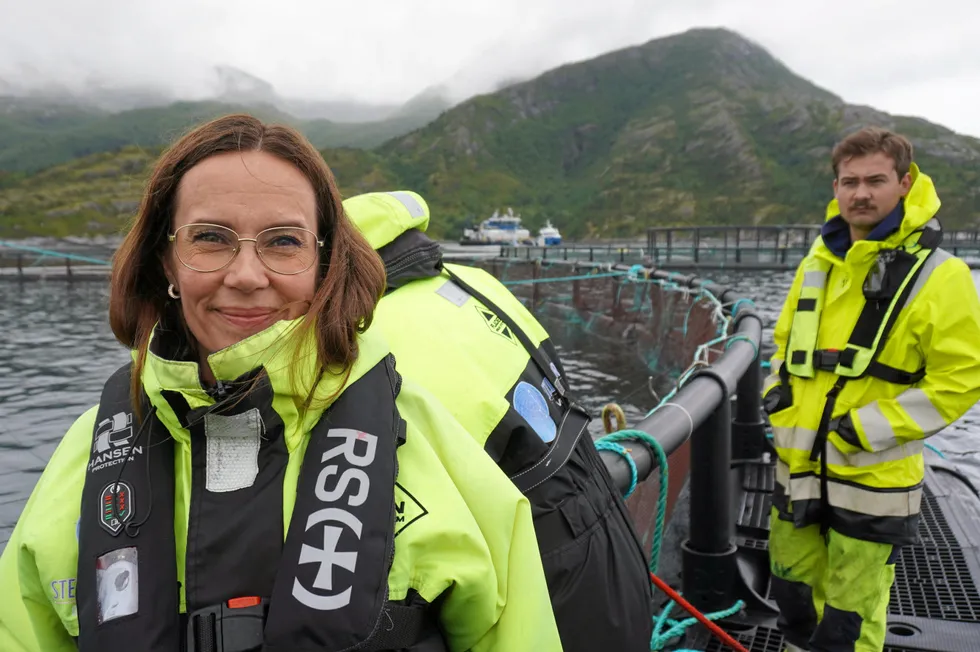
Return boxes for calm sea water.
[2,268,979,549]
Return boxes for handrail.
[592,264,764,495]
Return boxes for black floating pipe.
[733,355,768,460]
[596,303,762,488]
[681,390,741,613]
[686,377,734,556]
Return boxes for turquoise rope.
[723,334,760,361]
[650,598,745,650]
[595,429,669,577]
[0,241,111,266]
[730,298,755,316]
[595,440,639,498]
[593,429,745,650]
[500,270,626,285]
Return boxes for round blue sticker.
[513,381,557,443]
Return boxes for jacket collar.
[138,317,390,451]
[814,163,942,263]
[820,202,905,259]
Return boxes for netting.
[465,258,738,400]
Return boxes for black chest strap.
[806,245,936,532]
[439,265,592,493]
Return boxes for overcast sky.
[2,0,979,137]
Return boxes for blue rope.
[723,334,760,361]
[500,270,626,285]
[925,443,947,459]
[730,298,755,316]
[650,598,746,650]
[0,241,111,266]
[628,264,648,281]
[595,440,639,498]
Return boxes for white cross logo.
[292,507,364,610]
[298,525,358,591]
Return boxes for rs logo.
[292,429,377,610]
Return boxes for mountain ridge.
[1,27,977,240]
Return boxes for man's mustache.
[850,199,876,210]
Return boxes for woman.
[0,114,563,652]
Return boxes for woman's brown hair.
[109,113,386,411]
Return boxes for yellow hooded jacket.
[0,319,563,651]
[763,164,980,545]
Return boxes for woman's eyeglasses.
[168,223,324,275]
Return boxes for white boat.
[460,208,531,245]
[537,221,562,246]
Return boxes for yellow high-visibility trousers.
[769,508,899,652]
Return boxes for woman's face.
[166,150,320,365]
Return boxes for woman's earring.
[168,284,180,300]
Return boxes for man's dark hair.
[832,127,913,179]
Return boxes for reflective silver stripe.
[771,425,815,452]
[832,439,924,467]
[774,424,923,467]
[803,270,827,288]
[856,389,947,451]
[897,388,948,434]
[385,191,426,218]
[904,248,952,304]
[855,401,898,451]
[788,474,921,517]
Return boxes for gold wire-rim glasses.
[167,223,325,275]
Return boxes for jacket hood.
[824,163,940,234]
[345,190,444,290]
[139,317,390,451]
[344,191,430,250]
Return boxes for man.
[763,126,980,652]
[344,190,655,651]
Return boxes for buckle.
[186,597,268,652]
[812,350,841,370]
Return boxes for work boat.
[459,208,531,245]
[460,254,980,652]
[537,221,562,246]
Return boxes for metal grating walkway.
[704,626,923,652]
[697,461,980,652]
[891,546,980,621]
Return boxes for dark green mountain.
[330,28,980,239]
[2,28,978,240]
[0,92,449,174]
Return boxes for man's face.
[833,152,911,236]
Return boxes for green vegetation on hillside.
[0,97,446,174]
[2,28,978,241]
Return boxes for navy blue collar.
[821,201,904,259]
